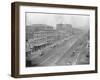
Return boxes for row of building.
[26,24,73,53]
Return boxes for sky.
[26,12,90,30]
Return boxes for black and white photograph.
[26,13,90,67]
[11,2,97,78]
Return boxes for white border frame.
[19,6,95,74]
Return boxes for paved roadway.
[30,34,80,66]
[55,33,89,65]
[29,33,89,66]
[39,35,80,66]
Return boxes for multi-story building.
[26,24,60,52]
[26,24,54,40]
